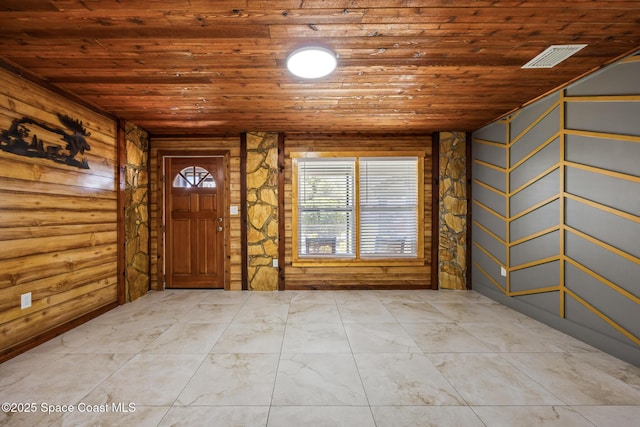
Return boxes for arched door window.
[172,166,217,188]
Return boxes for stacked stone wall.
[439,132,467,290]
[246,132,279,291]
[124,122,150,301]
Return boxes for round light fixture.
[286,46,337,79]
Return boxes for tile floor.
[1,289,639,426]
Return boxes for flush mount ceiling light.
[286,46,337,79]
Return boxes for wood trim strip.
[565,256,640,305]
[564,95,640,102]
[509,195,560,222]
[466,131,472,290]
[509,285,560,297]
[473,220,507,246]
[565,160,640,184]
[240,133,248,290]
[290,150,426,159]
[508,163,560,196]
[278,133,285,291]
[473,199,507,221]
[116,119,126,305]
[565,193,640,224]
[473,178,507,196]
[472,138,507,148]
[505,120,511,293]
[564,128,640,143]
[565,225,640,266]
[509,255,561,272]
[473,262,506,293]
[509,131,561,171]
[472,241,503,269]
[509,99,561,146]
[508,225,561,248]
[431,132,440,290]
[559,89,568,318]
[564,287,640,346]
[473,158,506,172]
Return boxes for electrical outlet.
[500,266,507,277]
[21,292,32,309]
[273,259,279,268]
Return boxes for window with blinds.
[297,158,356,257]
[295,154,421,261]
[360,157,418,257]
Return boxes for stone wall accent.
[246,132,279,291]
[439,131,468,290]
[124,122,150,301]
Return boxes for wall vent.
[522,44,587,69]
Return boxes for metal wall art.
[1,113,91,169]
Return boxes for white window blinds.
[298,158,355,256]
[296,155,419,259]
[360,157,418,257]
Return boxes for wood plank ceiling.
[0,1,638,136]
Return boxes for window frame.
[291,151,425,267]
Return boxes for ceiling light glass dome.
[286,46,337,79]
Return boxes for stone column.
[124,122,150,301]
[246,132,279,291]
[439,132,468,290]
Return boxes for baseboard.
[0,301,119,364]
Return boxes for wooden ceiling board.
[0,0,638,135]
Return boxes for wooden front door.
[165,157,225,288]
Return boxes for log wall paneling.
[283,134,433,289]
[471,53,640,367]
[149,137,242,291]
[0,67,118,362]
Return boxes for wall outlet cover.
[500,266,507,277]
[21,292,32,309]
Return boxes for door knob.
[217,226,223,232]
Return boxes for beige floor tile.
[176,353,279,406]
[345,322,421,353]
[2,289,638,427]
[355,353,465,405]
[371,406,485,427]
[82,353,206,406]
[142,322,227,354]
[50,405,169,427]
[272,354,367,405]
[158,406,269,427]
[572,405,640,427]
[268,406,376,427]
[338,302,396,323]
[211,322,285,353]
[402,322,494,353]
[501,353,640,405]
[472,406,594,427]
[429,353,564,405]
[281,322,351,353]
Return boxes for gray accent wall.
[471,54,640,367]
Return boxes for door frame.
[158,149,231,290]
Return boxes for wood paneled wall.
[0,67,118,361]
[284,134,433,289]
[149,137,242,291]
